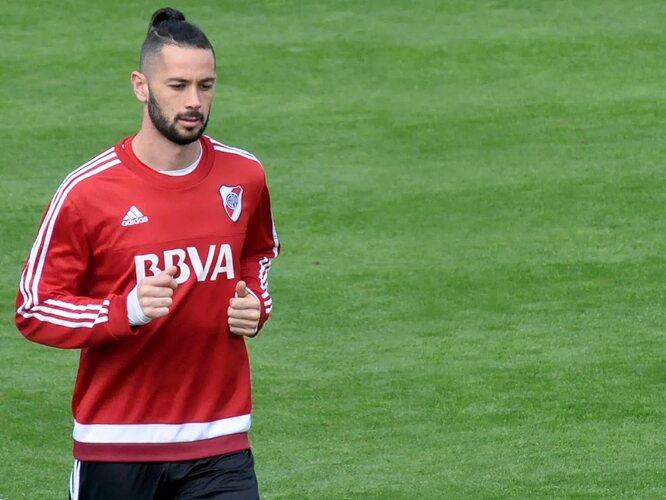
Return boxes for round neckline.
[159,143,203,176]
[116,136,214,190]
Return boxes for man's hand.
[138,266,179,320]
[228,281,261,336]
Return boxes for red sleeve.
[240,178,280,335]
[15,196,136,349]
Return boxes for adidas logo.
[122,206,149,227]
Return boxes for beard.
[147,91,209,145]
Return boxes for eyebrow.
[166,77,216,83]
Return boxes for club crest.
[219,185,244,222]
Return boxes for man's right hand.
[137,266,179,319]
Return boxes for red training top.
[15,135,280,462]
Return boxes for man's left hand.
[228,281,261,336]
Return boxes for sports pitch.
[2,0,666,497]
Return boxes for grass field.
[3,0,666,497]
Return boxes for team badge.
[219,185,244,222]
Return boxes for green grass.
[3,0,666,497]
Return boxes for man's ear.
[131,71,149,103]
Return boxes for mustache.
[176,111,205,121]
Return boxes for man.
[15,7,279,499]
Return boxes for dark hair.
[140,7,215,71]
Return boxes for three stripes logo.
[122,206,149,227]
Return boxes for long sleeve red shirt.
[15,135,280,462]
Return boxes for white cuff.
[127,284,152,326]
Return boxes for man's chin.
[164,126,205,145]
[171,136,201,146]
[178,123,205,140]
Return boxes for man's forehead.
[150,45,216,77]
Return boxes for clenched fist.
[137,265,179,320]
[228,281,261,336]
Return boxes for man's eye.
[170,84,185,90]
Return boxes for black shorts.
[69,450,259,499]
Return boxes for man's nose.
[185,88,202,109]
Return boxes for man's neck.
[131,126,202,172]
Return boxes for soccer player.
[14,7,279,499]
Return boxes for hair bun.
[149,7,186,31]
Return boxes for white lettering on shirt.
[134,244,235,283]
